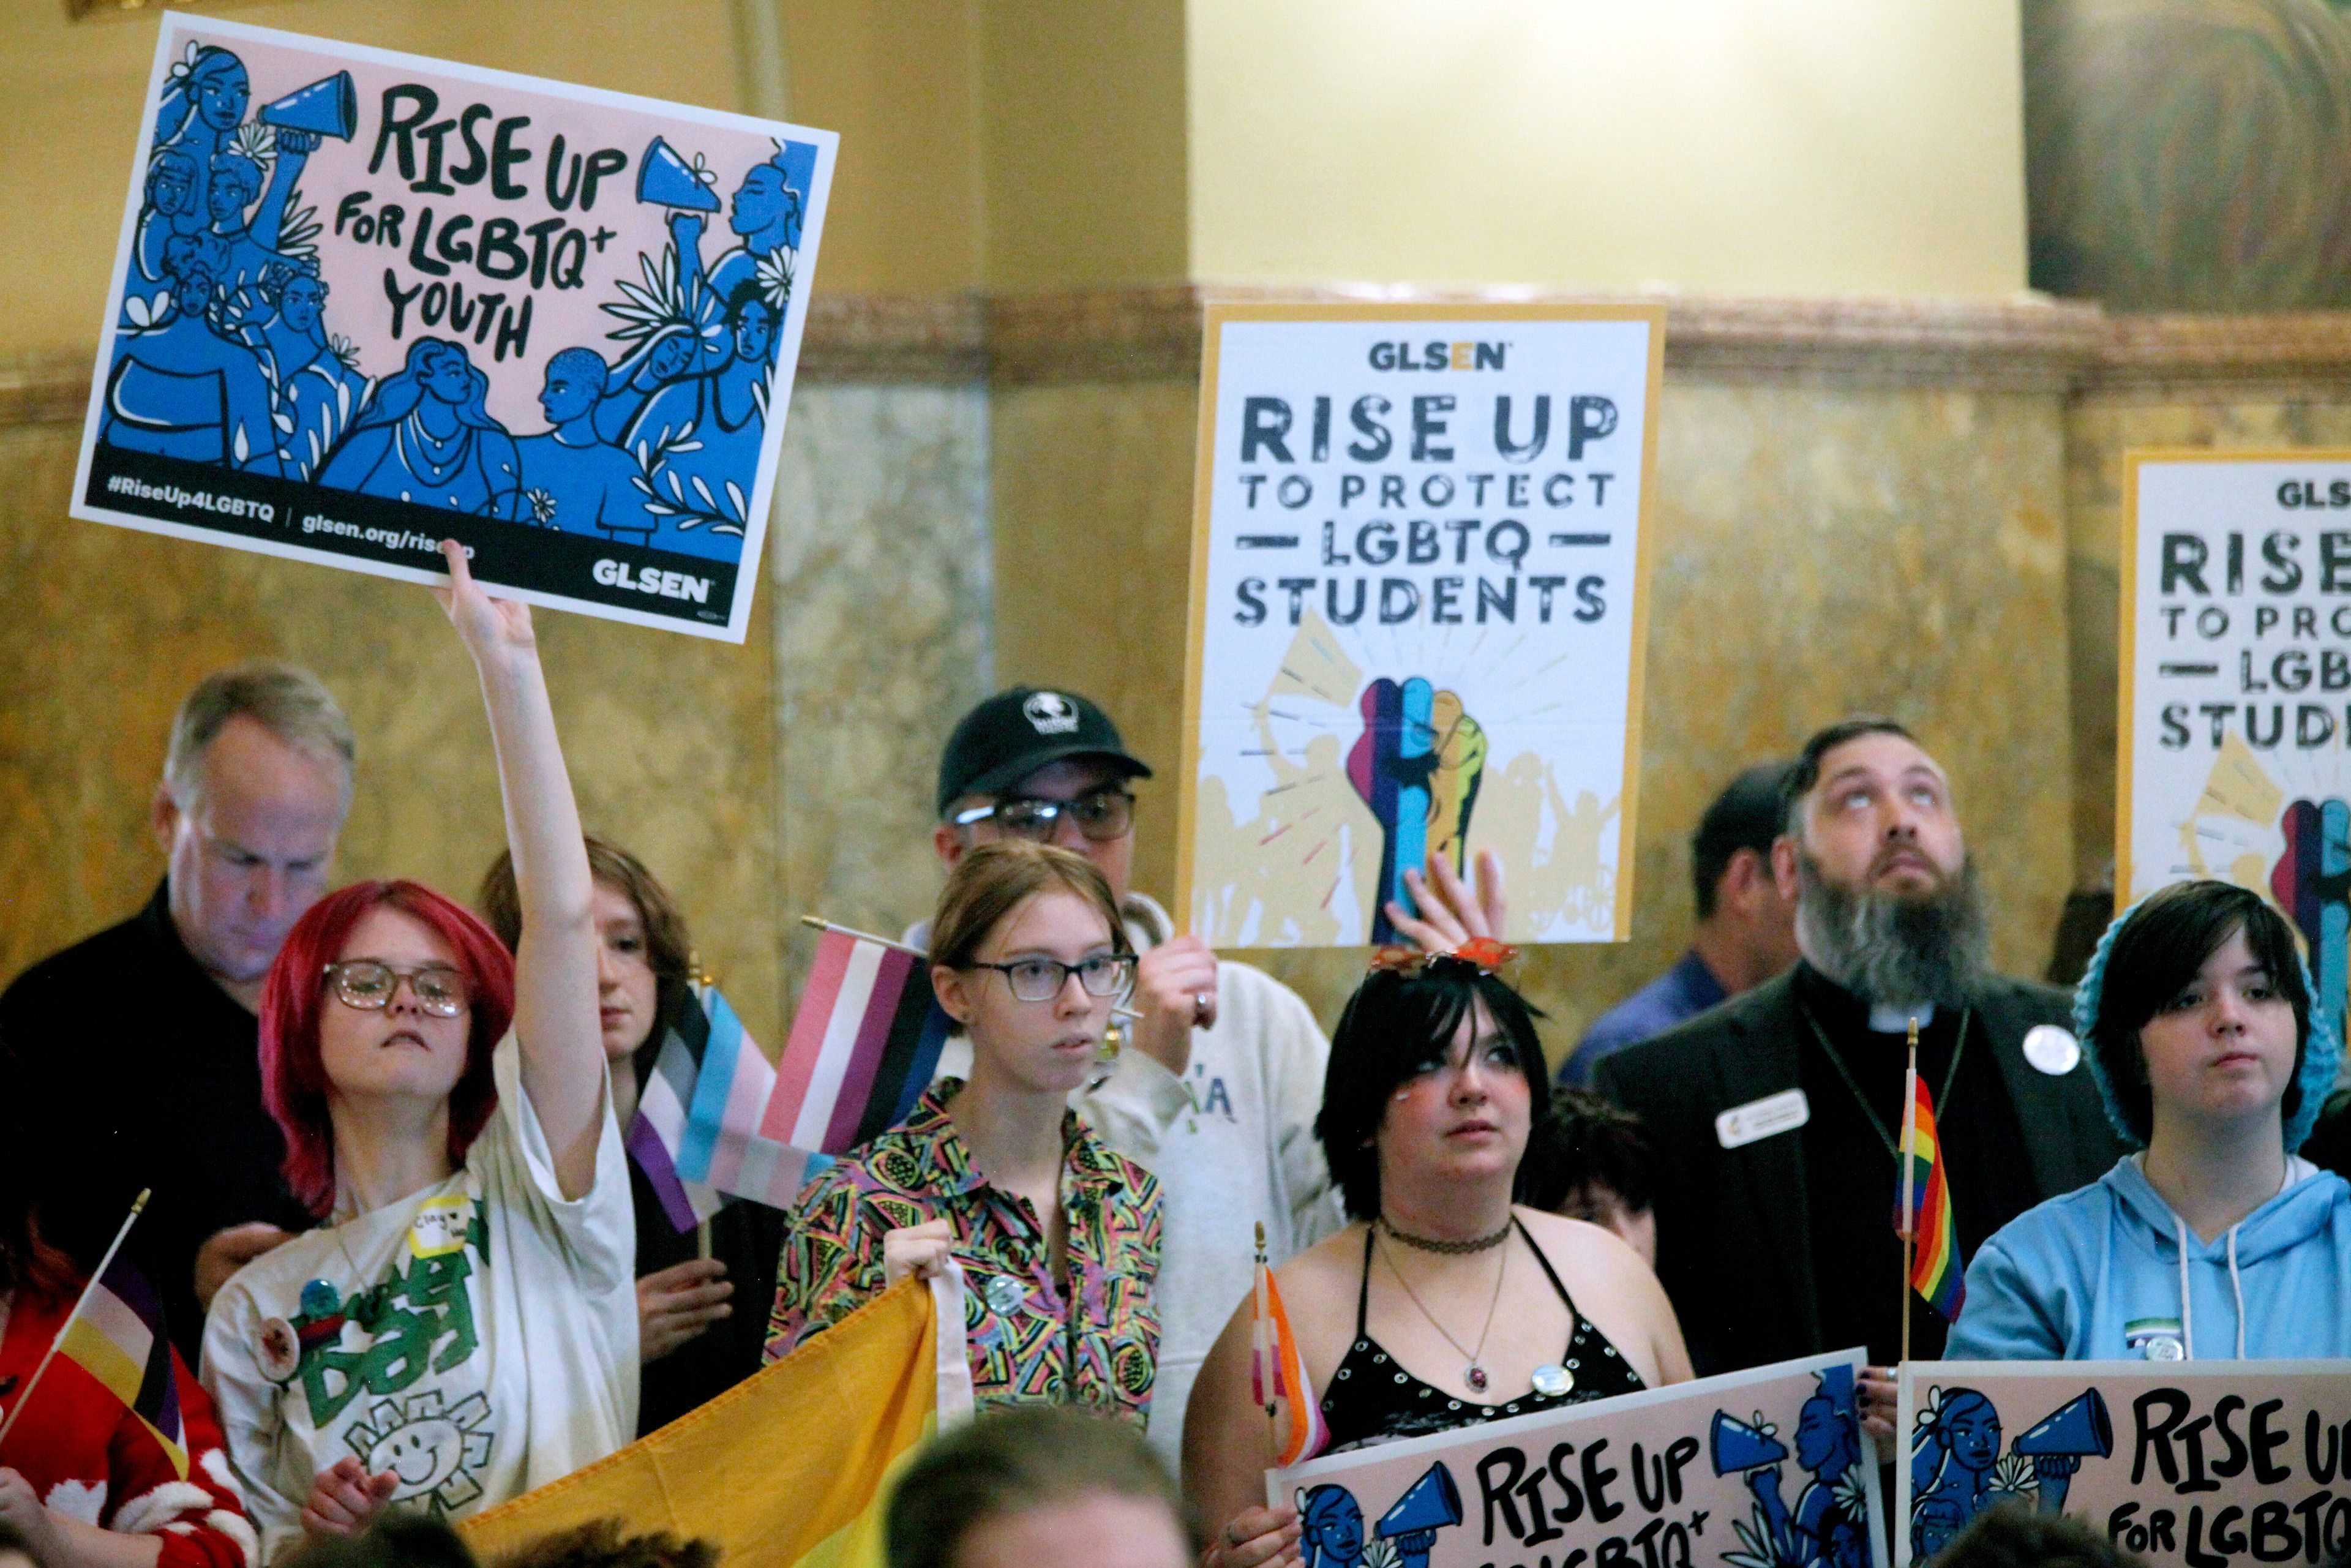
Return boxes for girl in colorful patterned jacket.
[766,839,1163,1422]
[0,1090,256,1568]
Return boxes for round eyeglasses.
[964,953,1136,1003]
[322,960,470,1018]
[951,787,1134,844]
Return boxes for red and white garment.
[0,1286,255,1568]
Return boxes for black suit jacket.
[1592,967,2127,1376]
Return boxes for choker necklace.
[1378,1215,1512,1255]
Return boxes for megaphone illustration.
[1374,1464,1462,1568]
[2011,1390,2112,1517]
[260,72,357,140]
[2014,1390,2113,1460]
[637,136,721,212]
[1710,1411,1790,1476]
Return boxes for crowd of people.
[2,557,2348,1567]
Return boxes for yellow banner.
[462,1277,956,1566]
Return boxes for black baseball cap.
[935,686,1153,818]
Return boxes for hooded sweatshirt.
[1945,1153,2351,1361]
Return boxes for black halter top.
[1318,1218,1645,1453]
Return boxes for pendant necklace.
[1378,1218,1508,1394]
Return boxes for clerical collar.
[1868,1001,1934,1034]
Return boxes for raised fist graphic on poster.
[1346,678,1488,944]
[2272,798,2350,1049]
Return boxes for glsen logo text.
[592,559,712,602]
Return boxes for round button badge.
[2022,1024,2081,1076]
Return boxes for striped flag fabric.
[1894,1066,1965,1321]
[460,1271,973,1566]
[628,983,783,1231]
[759,929,952,1161]
[1253,1255,1329,1467]
[57,1254,186,1477]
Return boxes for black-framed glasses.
[322,960,470,1018]
[964,953,1136,1003]
[951,787,1134,844]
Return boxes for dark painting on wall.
[2026,0,2351,311]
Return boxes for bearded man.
[1595,719,2125,1386]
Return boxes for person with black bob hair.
[1948,879,2351,1360]
[1183,891,1690,1568]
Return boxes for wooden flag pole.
[800,913,1141,1021]
[1899,1019,1919,1368]
[0,1188,150,1450]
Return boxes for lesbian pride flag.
[1894,1067,1965,1321]
[1253,1250,1329,1466]
[759,929,952,1163]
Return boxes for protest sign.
[1177,302,1663,947]
[2118,452,2351,1040]
[72,12,836,641]
[1268,1350,1878,1568]
[1896,1360,2351,1568]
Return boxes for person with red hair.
[0,1078,257,1568]
[200,543,632,1558]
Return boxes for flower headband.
[1368,935,1519,978]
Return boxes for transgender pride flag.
[759,927,952,1161]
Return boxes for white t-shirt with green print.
[202,1037,637,1560]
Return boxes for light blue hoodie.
[1946,1152,2351,1360]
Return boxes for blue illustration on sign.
[96,37,822,570]
[1907,1386,2113,1561]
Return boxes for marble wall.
[770,380,993,986]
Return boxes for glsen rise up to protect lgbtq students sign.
[2119,452,2351,1044]
[1177,302,1663,950]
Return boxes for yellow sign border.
[1174,299,1668,944]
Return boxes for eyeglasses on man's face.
[952,786,1134,844]
[963,953,1136,1003]
[322,959,470,1018]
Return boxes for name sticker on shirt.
[408,1195,473,1260]
[1715,1088,1810,1150]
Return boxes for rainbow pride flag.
[461,1272,973,1565]
[57,1254,186,1477]
[1894,1067,1965,1321]
[760,928,952,1160]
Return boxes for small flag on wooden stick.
[1894,1021,1965,1324]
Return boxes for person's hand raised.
[1384,847,1507,955]
[433,538,535,669]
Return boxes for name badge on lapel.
[1716,1088,1810,1150]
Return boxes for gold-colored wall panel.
[992,368,2079,1059]
[0,416,783,1043]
